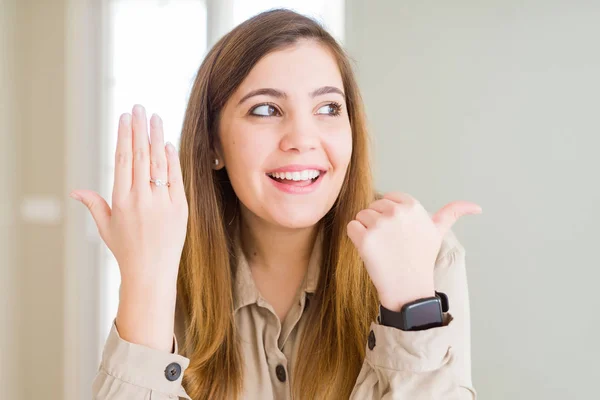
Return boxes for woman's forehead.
[236,41,344,97]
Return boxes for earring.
[214,159,219,166]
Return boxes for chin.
[267,208,326,230]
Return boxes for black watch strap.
[436,291,449,312]
[378,291,449,331]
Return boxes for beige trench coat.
[92,226,476,399]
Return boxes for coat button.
[275,364,287,382]
[368,330,376,350]
[165,362,182,381]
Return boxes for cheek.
[324,128,353,170]
[223,129,270,171]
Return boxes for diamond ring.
[150,178,170,187]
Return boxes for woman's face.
[217,39,352,229]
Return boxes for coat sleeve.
[92,320,192,400]
[350,246,477,400]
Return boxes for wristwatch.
[377,291,449,331]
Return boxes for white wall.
[345,1,600,399]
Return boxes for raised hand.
[69,104,189,351]
[346,192,482,311]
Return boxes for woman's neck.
[239,209,320,276]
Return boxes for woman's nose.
[279,117,319,153]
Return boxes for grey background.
[346,1,599,399]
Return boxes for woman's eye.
[250,104,280,117]
[316,103,341,116]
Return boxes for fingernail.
[69,192,82,201]
[120,113,131,127]
[133,104,144,115]
[166,141,174,152]
[151,113,162,128]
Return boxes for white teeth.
[268,169,321,181]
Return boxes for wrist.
[378,283,435,312]
[116,277,177,352]
[120,273,178,296]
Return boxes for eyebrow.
[237,86,345,106]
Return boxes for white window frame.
[64,1,110,399]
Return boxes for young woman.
[72,9,481,400]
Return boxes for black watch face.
[405,299,443,330]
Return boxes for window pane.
[106,0,207,168]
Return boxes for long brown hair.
[177,9,379,399]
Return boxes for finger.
[431,201,483,236]
[368,198,397,214]
[113,113,133,200]
[132,104,151,194]
[69,190,111,240]
[383,192,419,206]
[165,141,185,204]
[149,113,168,195]
[355,209,381,229]
[346,220,367,247]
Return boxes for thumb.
[346,219,367,248]
[431,200,482,236]
[69,190,111,237]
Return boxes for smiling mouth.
[266,170,325,186]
